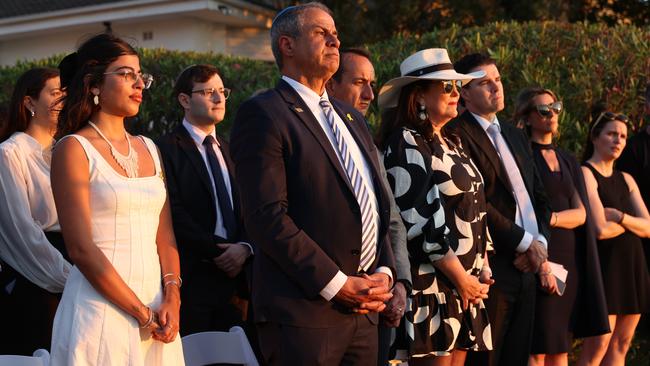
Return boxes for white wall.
[0,16,272,66]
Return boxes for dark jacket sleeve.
[229,97,343,298]
[559,149,610,337]
[376,149,411,284]
[156,138,222,259]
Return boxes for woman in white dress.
[50,33,184,365]
[0,68,71,354]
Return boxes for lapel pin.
[346,113,353,121]
[294,106,304,113]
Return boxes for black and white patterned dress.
[383,127,492,357]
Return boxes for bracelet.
[538,267,552,276]
[162,273,183,287]
[139,306,154,328]
[551,213,557,227]
[618,212,625,224]
[164,280,180,288]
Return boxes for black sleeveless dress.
[530,143,578,354]
[584,163,650,314]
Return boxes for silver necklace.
[88,121,139,178]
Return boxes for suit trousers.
[256,315,378,366]
[468,272,536,366]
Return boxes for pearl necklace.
[88,121,139,178]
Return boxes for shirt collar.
[471,112,501,133]
[182,118,219,147]
[282,75,330,109]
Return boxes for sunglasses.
[591,111,629,133]
[535,101,563,118]
[440,80,462,94]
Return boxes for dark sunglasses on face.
[440,80,463,94]
[591,111,629,133]
[535,101,563,117]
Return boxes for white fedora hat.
[378,48,485,110]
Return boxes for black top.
[583,163,650,314]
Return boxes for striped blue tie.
[319,98,376,272]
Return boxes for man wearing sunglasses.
[156,64,252,336]
[446,53,551,366]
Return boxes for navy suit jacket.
[446,111,551,290]
[229,79,395,327]
[156,125,249,306]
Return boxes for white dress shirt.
[471,113,547,252]
[0,132,71,292]
[282,76,391,300]
[182,120,252,253]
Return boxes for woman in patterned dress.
[377,48,493,366]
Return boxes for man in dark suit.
[446,54,551,366]
[325,47,411,366]
[156,64,252,336]
[229,3,395,365]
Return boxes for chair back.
[0,348,50,366]
[182,326,259,366]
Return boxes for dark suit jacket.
[446,111,551,289]
[156,125,248,306]
[229,79,395,328]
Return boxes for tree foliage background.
[259,0,650,46]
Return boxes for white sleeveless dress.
[50,135,185,366]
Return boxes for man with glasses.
[156,64,252,336]
[446,53,551,366]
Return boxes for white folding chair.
[0,348,50,366]
[182,326,259,366]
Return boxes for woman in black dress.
[513,87,609,366]
[377,48,493,366]
[580,111,650,365]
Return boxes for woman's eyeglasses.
[591,111,629,133]
[191,87,231,100]
[104,70,154,89]
[441,80,462,94]
[535,101,563,118]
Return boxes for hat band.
[404,63,454,77]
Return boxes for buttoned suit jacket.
[156,125,249,307]
[229,79,395,328]
[446,111,551,291]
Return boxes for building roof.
[0,0,277,19]
[0,0,132,19]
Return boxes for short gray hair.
[270,2,333,70]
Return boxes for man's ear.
[178,93,191,110]
[278,35,295,58]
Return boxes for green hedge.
[367,21,650,154]
[1,21,649,154]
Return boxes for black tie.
[203,135,238,239]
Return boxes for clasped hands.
[334,273,393,314]
[212,242,251,278]
[513,239,548,274]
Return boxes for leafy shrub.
[1,21,648,155]
[368,21,650,154]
